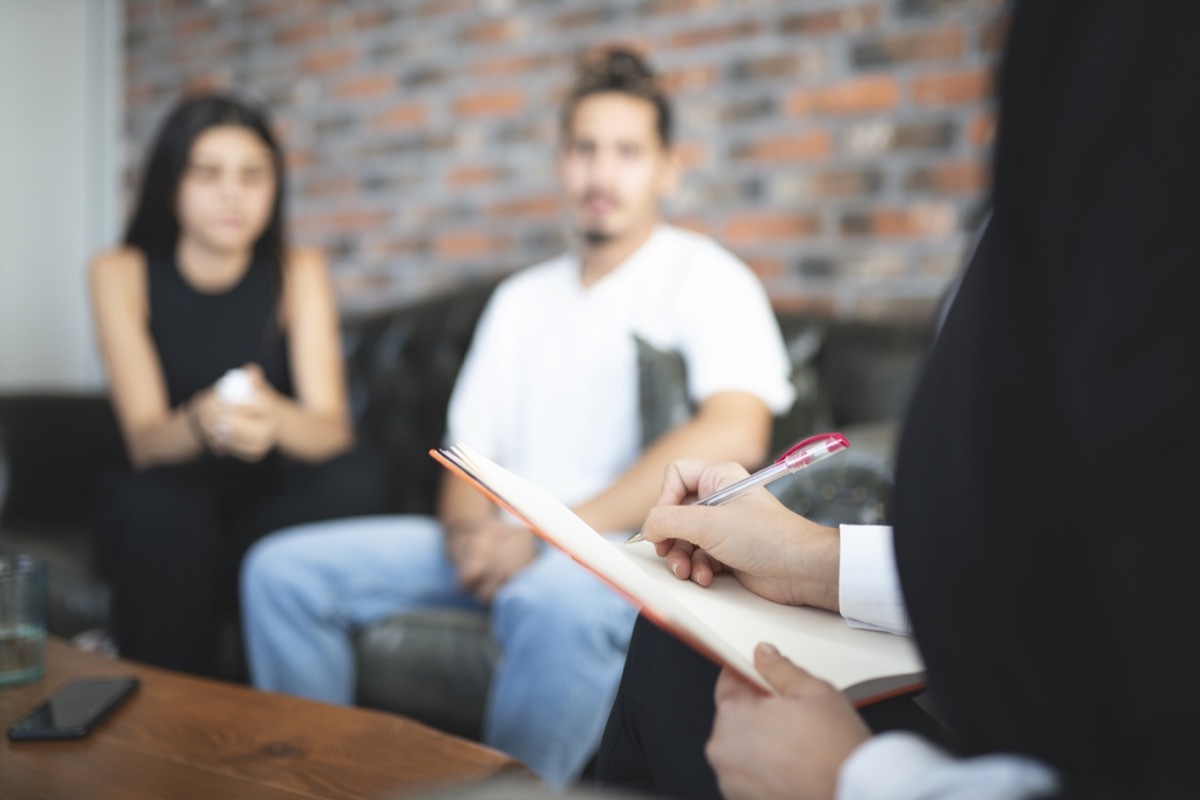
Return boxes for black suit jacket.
[894,2,1200,797]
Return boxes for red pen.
[623,432,849,544]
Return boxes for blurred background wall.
[1,0,1005,389]
[0,0,121,390]
[124,0,1004,317]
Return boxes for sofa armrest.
[0,393,127,529]
[356,610,500,742]
[0,393,124,638]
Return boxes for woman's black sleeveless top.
[147,252,292,407]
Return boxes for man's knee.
[493,564,633,648]
[241,530,314,600]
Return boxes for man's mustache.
[581,189,619,207]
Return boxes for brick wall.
[123,0,1006,320]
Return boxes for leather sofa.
[0,276,933,741]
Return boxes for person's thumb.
[753,642,812,696]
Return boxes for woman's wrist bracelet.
[185,400,208,450]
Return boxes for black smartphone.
[6,676,139,741]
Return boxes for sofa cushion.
[634,335,692,443]
[356,610,500,741]
[342,280,500,517]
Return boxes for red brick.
[771,292,838,317]
[583,38,655,64]
[899,0,1007,17]
[906,160,989,193]
[850,295,940,324]
[671,217,715,238]
[290,212,327,238]
[303,47,357,74]
[462,18,525,44]
[828,251,907,279]
[980,13,1011,53]
[125,82,159,106]
[350,8,392,30]
[550,8,616,31]
[413,0,475,17]
[334,74,395,100]
[473,54,562,79]
[372,103,429,131]
[780,4,885,36]
[724,213,821,243]
[843,205,957,238]
[736,130,833,162]
[641,0,721,16]
[272,117,298,141]
[674,141,710,170]
[286,149,316,172]
[489,195,559,220]
[454,90,526,118]
[850,120,960,155]
[670,21,760,49]
[916,248,967,278]
[788,76,900,116]
[275,20,330,46]
[175,14,218,38]
[246,0,294,22]
[372,237,427,258]
[729,53,828,82]
[303,177,359,199]
[744,257,785,281]
[436,231,501,260]
[968,110,997,148]
[660,64,719,95]
[332,209,392,231]
[775,168,885,201]
[447,165,508,188]
[183,73,228,95]
[912,68,992,105]
[852,26,964,66]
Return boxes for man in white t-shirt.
[239,46,794,788]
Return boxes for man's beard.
[578,189,618,247]
[582,229,614,246]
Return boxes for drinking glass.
[0,555,47,686]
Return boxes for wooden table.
[0,638,531,799]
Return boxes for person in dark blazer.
[595,2,1200,797]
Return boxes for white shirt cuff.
[838,731,1060,800]
[839,524,910,635]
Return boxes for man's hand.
[639,459,841,609]
[706,643,871,800]
[448,518,538,603]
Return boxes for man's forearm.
[438,471,498,534]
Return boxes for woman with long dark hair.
[88,93,388,677]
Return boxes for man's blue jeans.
[240,515,637,788]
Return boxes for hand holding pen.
[625,432,849,544]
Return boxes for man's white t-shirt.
[446,224,795,517]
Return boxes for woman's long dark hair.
[122,93,287,289]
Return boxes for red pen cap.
[779,432,849,470]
